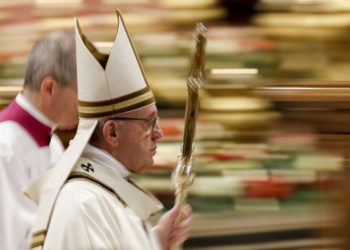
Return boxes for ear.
[102,120,119,148]
[40,76,57,98]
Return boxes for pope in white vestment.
[29,10,191,250]
[43,144,163,250]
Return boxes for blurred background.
[1,0,350,249]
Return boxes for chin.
[148,157,155,166]
[57,122,78,131]
[145,161,155,169]
[137,160,154,173]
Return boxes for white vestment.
[0,94,64,250]
[42,145,163,250]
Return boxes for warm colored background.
[1,1,350,249]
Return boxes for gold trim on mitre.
[79,87,155,118]
[76,10,155,119]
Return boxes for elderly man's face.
[116,103,163,173]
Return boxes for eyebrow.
[151,111,158,117]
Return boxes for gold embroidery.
[68,172,127,207]
[30,230,46,248]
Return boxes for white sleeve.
[0,151,35,250]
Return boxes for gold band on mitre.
[78,86,155,118]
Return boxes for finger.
[160,204,181,226]
[181,204,192,218]
[170,219,192,242]
[170,226,191,240]
[173,204,192,225]
[168,203,181,218]
[169,233,190,246]
[172,217,192,231]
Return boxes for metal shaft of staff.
[171,23,207,250]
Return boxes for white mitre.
[27,10,154,249]
[76,11,154,118]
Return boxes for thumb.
[166,203,181,222]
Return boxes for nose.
[152,119,163,140]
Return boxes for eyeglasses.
[110,115,159,134]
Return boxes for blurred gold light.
[211,68,258,75]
